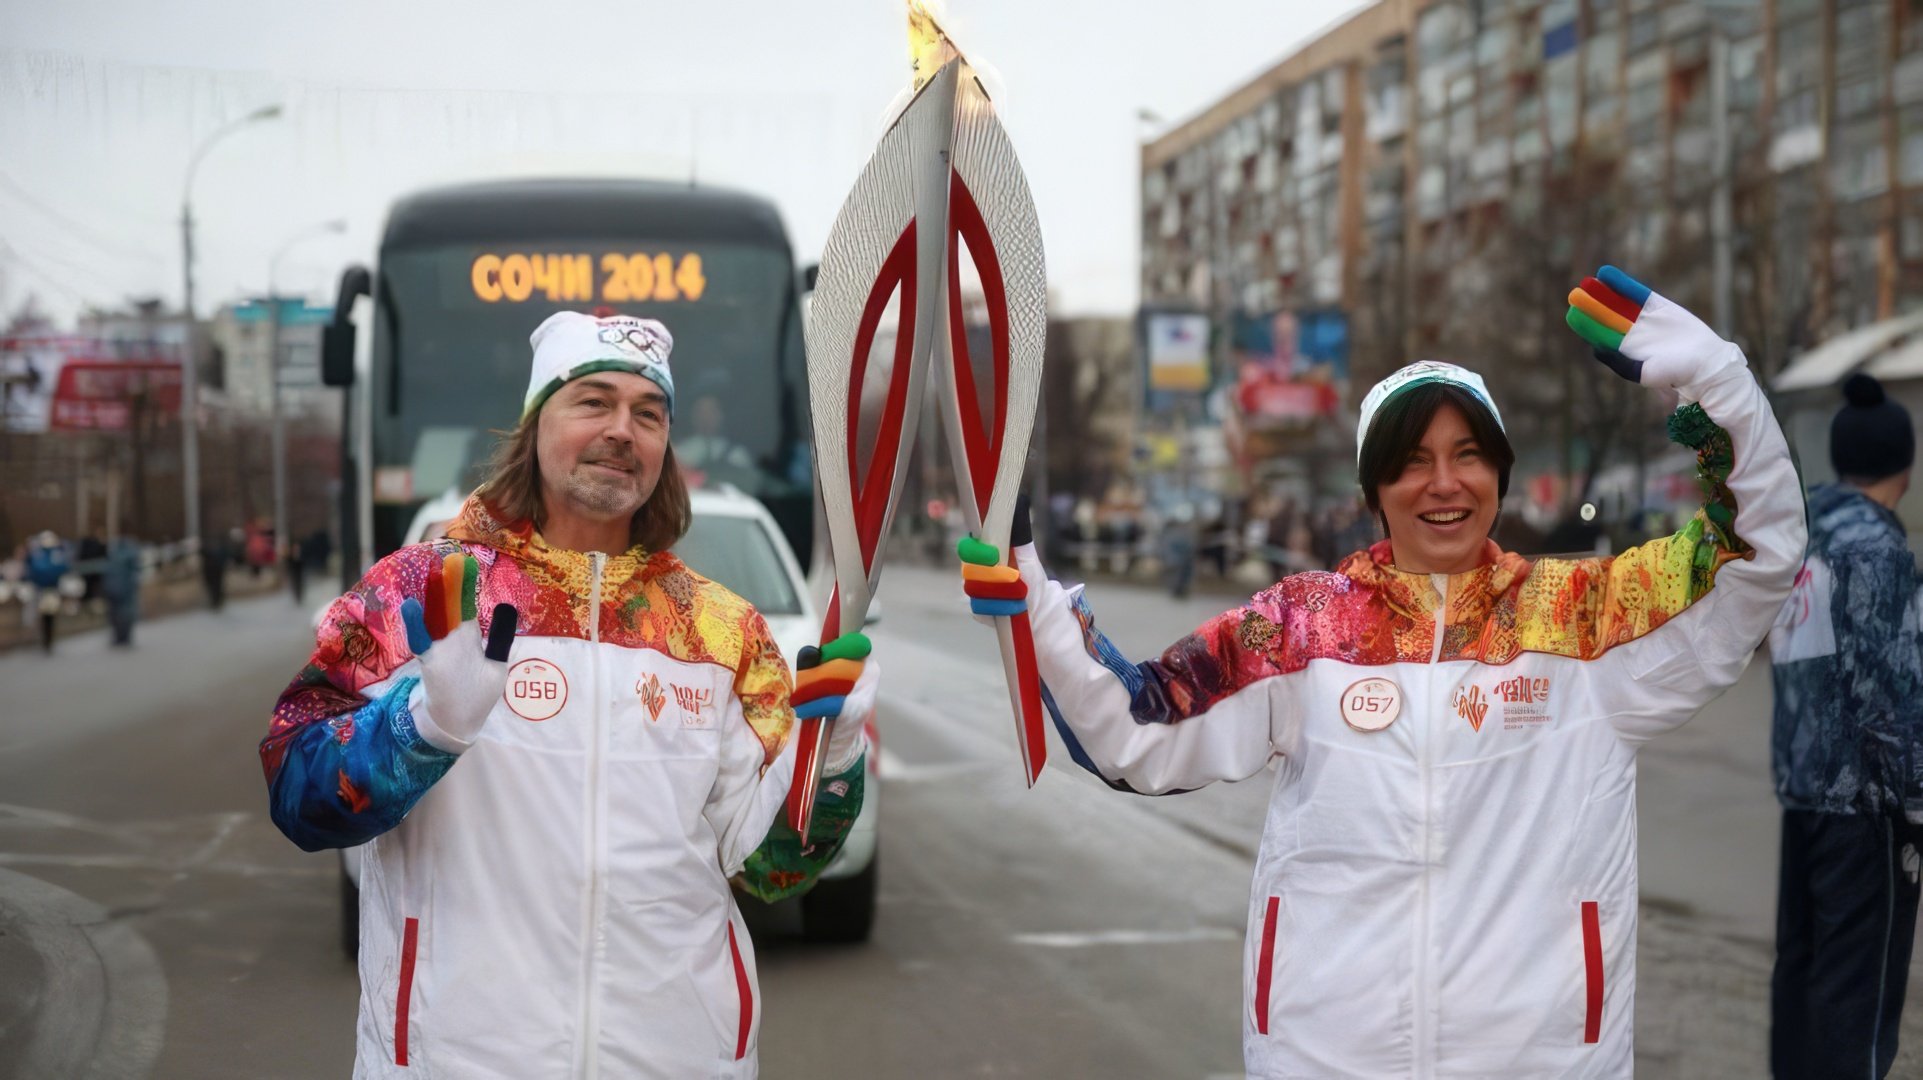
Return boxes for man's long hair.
[474,414,691,554]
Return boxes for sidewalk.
[0,568,286,653]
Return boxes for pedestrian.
[1768,372,1923,1079]
[303,527,332,576]
[77,526,106,609]
[1162,502,1198,598]
[102,532,141,647]
[200,530,228,611]
[967,267,1803,1075]
[284,539,305,606]
[260,312,876,1077]
[25,530,69,654]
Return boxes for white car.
[335,486,880,958]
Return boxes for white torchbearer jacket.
[262,495,872,1079]
[1017,343,1801,1076]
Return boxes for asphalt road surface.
[3,561,1921,1078]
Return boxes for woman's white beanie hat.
[1356,361,1504,465]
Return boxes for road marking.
[0,867,167,1079]
[1009,927,1241,949]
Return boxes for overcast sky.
[1,0,1368,326]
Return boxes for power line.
[0,170,163,264]
[0,240,94,304]
[5,233,134,287]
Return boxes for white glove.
[821,657,879,772]
[1566,265,1745,394]
[401,552,519,753]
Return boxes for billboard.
[1144,312,1211,393]
[1,334,78,433]
[50,360,183,431]
[0,334,184,433]
[1229,309,1347,423]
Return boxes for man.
[261,311,874,1079]
[102,530,140,647]
[1770,372,1923,1079]
[675,392,759,488]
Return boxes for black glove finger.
[1010,492,1033,548]
[796,644,822,672]
[485,603,519,662]
[1591,346,1644,384]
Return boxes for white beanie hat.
[524,312,676,420]
[1355,361,1503,464]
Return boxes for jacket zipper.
[578,552,607,1079]
[1415,573,1448,1080]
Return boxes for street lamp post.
[268,219,347,573]
[179,103,281,554]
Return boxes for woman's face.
[1377,402,1500,574]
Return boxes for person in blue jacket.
[1769,372,1923,1079]
[25,530,69,654]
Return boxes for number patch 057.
[1340,677,1403,733]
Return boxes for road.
[1,562,1920,1078]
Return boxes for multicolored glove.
[793,632,874,771]
[400,552,518,753]
[958,536,1026,626]
[1565,265,1742,391]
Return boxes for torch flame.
[908,0,960,91]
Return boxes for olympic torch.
[789,2,1049,838]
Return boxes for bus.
[321,177,814,589]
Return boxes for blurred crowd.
[0,522,334,653]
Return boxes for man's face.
[1377,402,1500,574]
[535,373,670,525]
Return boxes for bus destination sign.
[470,252,708,304]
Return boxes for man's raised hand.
[400,551,518,753]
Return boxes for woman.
[972,267,1803,1076]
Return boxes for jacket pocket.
[395,915,420,1066]
[1580,901,1603,1044]
[1253,895,1280,1035]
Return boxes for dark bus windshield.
[368,239,810,559]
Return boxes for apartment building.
[1142,0,1918,456]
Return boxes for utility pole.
[179,104,282,554]
[179,202,199,544]
[1710,26,1734,338]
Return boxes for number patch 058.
[504,658,569,722]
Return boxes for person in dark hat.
[1769,372,1923,1078]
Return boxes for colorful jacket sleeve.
[1014,546,1286,795]
[259,546,459,852]
[1548,358,1805,743]
[704,608,870,900]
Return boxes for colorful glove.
[957,494,1034,627]
[792,632,874,771]
[958,536,1026,622]
[400,552,519,753]
[1565,266,1742,391]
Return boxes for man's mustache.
[579,451,637,473]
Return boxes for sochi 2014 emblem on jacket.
[636,673,667,722]
[1453,676,1554,733]
[672,683,714,729]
